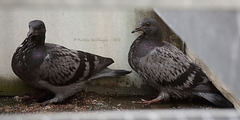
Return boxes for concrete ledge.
[1,109,239,120]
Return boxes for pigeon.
[128,18,233,108]
[11,20,131,105]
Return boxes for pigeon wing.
[36,43,113,86]
[137,42,206,91]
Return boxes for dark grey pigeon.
[128,18,233,108]
[12,20,131,105]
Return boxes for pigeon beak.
[131,26,143,33]
[27,28,34,37]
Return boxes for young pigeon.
[12,20,131,105]
[128,18,233,108]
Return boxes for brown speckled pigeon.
[128,18,233,108]
[11,20,131,105]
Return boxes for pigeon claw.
[132,98,151,105]
[132,96,163,105]
[34,100,51,106]
[14,95,32,102]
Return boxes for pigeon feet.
[14,94,32,102]
[132,96,163,105]
[35,100,51,106]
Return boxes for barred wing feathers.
[37,43,113,86]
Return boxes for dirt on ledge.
[0,91,215,114]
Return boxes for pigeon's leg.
[38,81,88,106]
[133,95,163,105]
[133,92,169,105]
[39,94,66,106]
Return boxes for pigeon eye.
[145,22,150,26]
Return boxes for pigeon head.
[132,18,162,37]
[27,20,46,37]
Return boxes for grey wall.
[155,10,240,100]
[0,7,161,96]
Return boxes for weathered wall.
[0,8,159,96]
[0,7,186,96]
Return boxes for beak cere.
[131,26,143,33]
[27,28,34,37]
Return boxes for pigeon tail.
[88,68,131,81]
[196,92,234,108]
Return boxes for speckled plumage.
[128,18,233,108]
[12,20,131,105]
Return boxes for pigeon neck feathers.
[143,29,162,41]
[26,33,45,46]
